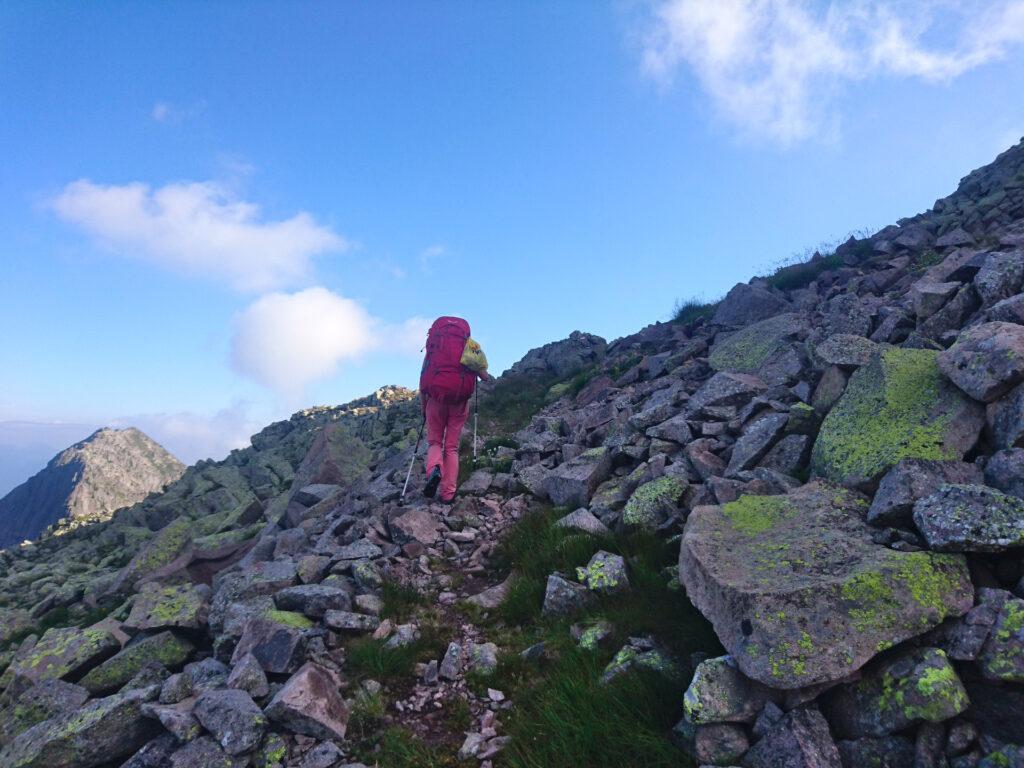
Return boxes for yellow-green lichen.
[709,314,798,374]
[721,495,794,537]
[263,610,314,630]
[811,347,965,486]
[622,476,687,528]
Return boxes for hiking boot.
[423,465,442,498]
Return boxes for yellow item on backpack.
[460,337,488,374]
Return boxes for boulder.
[682,655,777,724]
[554,508,611,537]
[0,679,90,744]
[388,508,440,546]
[541,573,593,617]
[645,413,693,444]
[264,662,350,741]
[231,618,306,674]
[811,347,984,491]
[912,281,960,319]
[811,365,848,415]
[938,322,1024,402]
[140,700,202,742]
[575,550,629,594]
[867,459,982,527]
[815,334,878,368]
[913,483,1024,552]
[167,735,248,768]
[621,476,687,529]
[695,723,750,766]
[0,689,159,768]
[988,293,1024,325]
[505,331,606,379]
[123,583,210,632]
[741,706,841,768]
[977,595,1024,682]
[273,584,352,618]
[822,647,969,738]
[836,736,915,768]
[686,372,767,417]
[80,631,194,695]
[974,251,1024,308]
[708,313,808,383]
[725,412,788,476]
[988,377,1024,450]
[226,653,269,698]
[681,482,974,688]
[984,448,1024,498]
[545,448,612,508]
[323,610,381,633]
[6,626,119,685]
[713,283,791,326]
[193,688,266,756]
[758,434,811,477]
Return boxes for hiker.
[419,316,492,503]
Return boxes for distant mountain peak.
[0,426,184,548]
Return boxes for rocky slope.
[0,427,185,549]
[2,140,1024,767]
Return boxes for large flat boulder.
[0,689,159,768]
[713,283,791,327]
[938,322,1024,402]
[79,631,194,695]
[680,482,974,688]
[811,347,984,490]
[6,626,120,685]
[708,313,808,384]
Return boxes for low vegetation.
[672,297,718,325]
[471,505,722,767]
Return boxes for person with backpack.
[419,316,492,503]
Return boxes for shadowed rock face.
[0,427,184,548]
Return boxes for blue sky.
[2,0,1024,487]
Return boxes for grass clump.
[381,580,424,622]
[503,643,690,768]
[479,374,558,435]
[355,727,466,768]
[492,506,612,626]
[672,297,717,325]
[762,251,843,290]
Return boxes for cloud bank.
[230,288,429,398]
[640,0,1024,144]
[51,179,347,292]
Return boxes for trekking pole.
[473,379,479,460]
[401,417,426,501]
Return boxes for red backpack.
[420,316,476,404]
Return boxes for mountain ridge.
[0,426,184,549]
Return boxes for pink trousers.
[425,397,470,502]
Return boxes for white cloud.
[231,287,378,398]
[640,0,1024,144]
[230,288,429,398]
[110,402,261,464]
[51,179,347,292]
[151,101,174,122]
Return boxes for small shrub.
[345,637,421,682]
[672,297,717,325]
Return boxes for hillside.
[1,140,1024,767]
[0,427,184,549]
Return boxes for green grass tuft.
[356,727,466,768]
[381,580,424,622]
[672,297,717,325]
[761,252,843,290]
